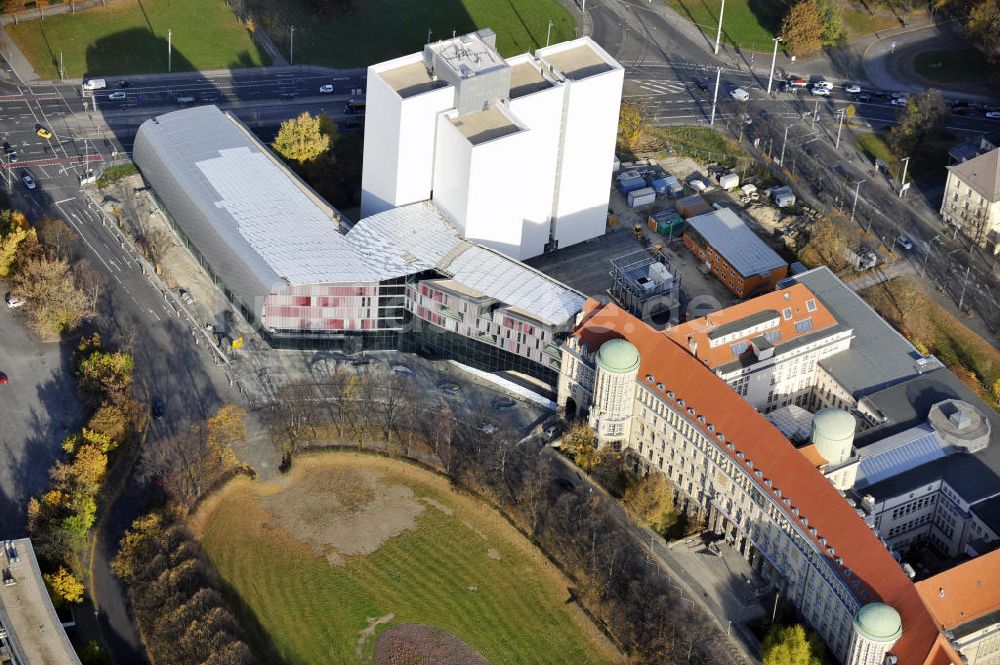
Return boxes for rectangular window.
[806,299,817,312]
[795,318,814,333]
[782,307,792,320]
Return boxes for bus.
[344,98,366,115]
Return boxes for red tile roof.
[916,548,1000,631]
[572,299,946,664]
[665,283,838,370]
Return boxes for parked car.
[543,424,563,440]
[897,236,913,250]
[890,97,909,106]
[729,87,750,102]
[0,372,8,385]
[984,104,1000,111]
[694,77,709,91]
[21,173,36,190]
[844,82,861,93]
[812,79,833,90]
[109,91,126,101]
[5,293,24,309]
[319,84,334,93]
[810,85,830,96]
[152,398,165,419]
[987,111,1000,119]
[739,111,752,125]
[6,151,16,163]
[788,77,807,87]
[178,288,195,305]
[35,125,52,139]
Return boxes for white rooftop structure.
[424,29,507,79]
[687,208,787,277]
[348,202,585,325]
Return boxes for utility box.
[718,172,740,190]
[617,170,646,196]
[628,187,656,208]
[771,185,796,208]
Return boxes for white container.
[627,187,656,207]
[718,172,739,190]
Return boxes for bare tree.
[35,216,78,260]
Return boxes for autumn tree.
[621,472,677,533]
[816,0,845,44]
[563,422,601,471]
[35,216,77,260]
[76,335,135,405]
[845,103,857,125]
[0,209,37,277]
[889,89,950,157]
[781,0,824,56]
[43,566,85,604]
[206,403,247,466]
[762,624,825,665]
[968,0,1000,64]
[12,254,92,340]
[87,404,129,448]
[798,214,855,273]
[272,111,331,163]
[617,101,645,153]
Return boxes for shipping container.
[676,195,713,218]
[718,172,740,190]
[628,187,657,207]
[771,185,796,208]
[616,169,646,196]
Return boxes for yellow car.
[35,126,53,139]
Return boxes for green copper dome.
[596,339,640,374]
[854,603,902,643]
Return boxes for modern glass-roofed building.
[133,105,585,382]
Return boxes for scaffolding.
[609,248,682,321]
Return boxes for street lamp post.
[835,108,845,149]
[710,66,721,126]
[920,236,942,278]
[958,264,973,311]
[766,37,780,95]
[898,156,910,198]
[290,25,295,65]
[167,29,172,73]
[546,19,554,47]
[778,125,789,166]
[851,179,865,227]
[714,0,726,55]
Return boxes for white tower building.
[589,339,641,446]
[361,29,624,261]
[847,603,903,665]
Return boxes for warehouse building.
[682,208,788,298]
[133,105,583,383]
[361,30,624,260]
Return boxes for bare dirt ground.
[373,624,492,665]
[255,463,426,566]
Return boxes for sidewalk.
[0,26,40,82]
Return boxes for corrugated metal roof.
[855,424,947,489]
[136,106,375,288]
[686,208,786,277]
[347,201,462,279]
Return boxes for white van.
[729,87,750,102]
[82,78,107,91]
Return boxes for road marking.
[54,197,76,204]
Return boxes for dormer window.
[806,298,817,312]
[646,374,655,382]
[782,307,792,320]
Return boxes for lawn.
[914,49,994,83]
[245,0,576,68]
[663,0,784,52]
[6,0,268,79]
[195,454,619,665]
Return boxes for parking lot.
[0,296,85,536]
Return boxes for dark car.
[694,77,709,92]
[117,80,131,88]
[835,165,849,177]
[855,93,871,103]
[152,398,165,419]
[953,107,970,116]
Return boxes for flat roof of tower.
[450,106,521,145]
[378,60,448,98]
[541,42,613,79]
[509,60,553,98]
